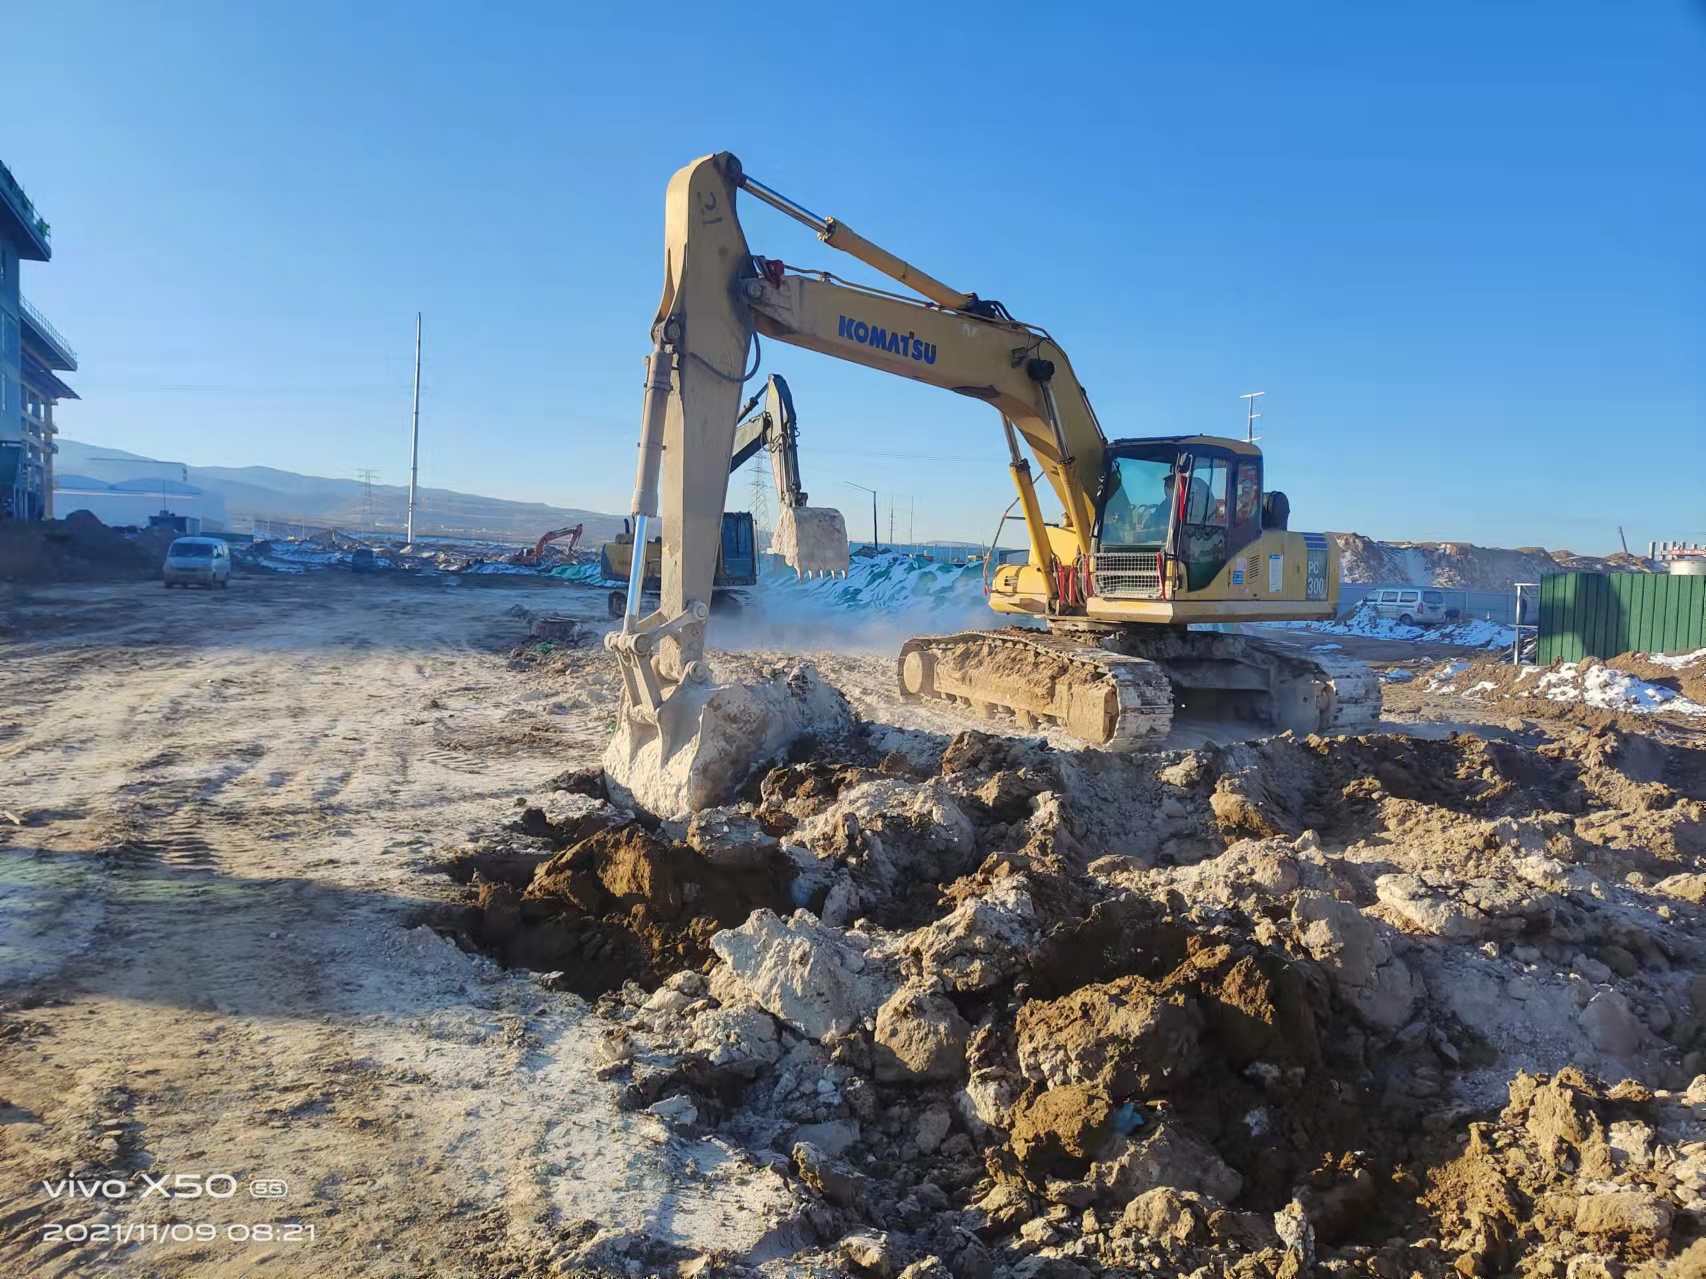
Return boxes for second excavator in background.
[604,153,1380,815]
[597,372,848,616]
[508,523,584,567]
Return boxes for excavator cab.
[1098,436,1270,592]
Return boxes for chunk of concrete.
[892,883,1040,992]
[689,1001,782,1077]
[687,807,780,868]
[710,908,893,1041]
[1292,893,1419,1033]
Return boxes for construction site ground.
[3,575,1705,1278]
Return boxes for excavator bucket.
[773,506,850,578]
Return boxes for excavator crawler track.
[897,628,1174,748]
[895,627,1382,750]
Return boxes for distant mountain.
[56,440,626,544]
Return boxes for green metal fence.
[1536,572,1706,664]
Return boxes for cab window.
[1232,463,1260,528]
[1100,456,1174,546]
[1183,458,1229,526]
[1177,455,1232,590]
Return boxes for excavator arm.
[729,372,850,577]
[517,523,583,565]
[730,376,801,499]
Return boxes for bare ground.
[6,576,1705,1278]
[0,575,794,1278]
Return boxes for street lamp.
[844,481,879,551]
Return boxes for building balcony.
[20,296,77,371]
[0,160,51,261]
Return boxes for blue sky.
[6,1,1701,551]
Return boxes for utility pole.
[1240,391,1265,443]
[845,481,879,551]
[888,496,895,547]
[356,468,378,532]
[406,312,422,546]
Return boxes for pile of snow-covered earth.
[1425,659,1706,717]
[1524,663,1706,716]
[1334,533,1644,591]
[1282,608,1516,650]
[451,709,1706,1277]
[249,541,354,573]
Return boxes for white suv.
[1368,587,1453,625]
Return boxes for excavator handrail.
[982,499,1024,597]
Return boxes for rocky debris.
[455,721,1706,1276]
[1375,869,1563,939]
[710,909,893,1041]
[1015,976,1202,1096]
[839,1229,903,1276]
[1292,891,1419,1031]
[1089,1122,1244,1203]
[689,1000,782,1077]
[887,882,1040,992]
[687,807,782,868]
[874,983,971,1083]
[1421,1070,1702,1274]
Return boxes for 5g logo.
[249,1180,289,1199]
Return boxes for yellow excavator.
[597,373,849,616]
[605,153,1378,811]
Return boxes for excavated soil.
[450,811,797,999]
[445,719,1706,1277]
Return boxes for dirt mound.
[460,810,798,998]
[449,721,1706,1275]
[0,516,176,582]
[1415,655,1706,729]
[1334,532,1642,590]
[1203,730,1585,844]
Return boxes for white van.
[1368,587,1454,626]
[163,537,232,589]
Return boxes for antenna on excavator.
[1240,391,1265,443]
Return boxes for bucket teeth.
[774,507,850,579]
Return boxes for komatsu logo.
[837,316,936,365]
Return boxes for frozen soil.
[10,577,1706,1278]
[453,631,1706,1277]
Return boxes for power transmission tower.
[356,468,379,531]
[748,458,772,547]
